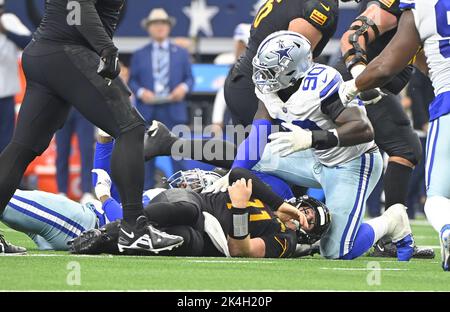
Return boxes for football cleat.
[143,120,179,161]
[382,204,414,261]
[369,238,435,259]
[117,216,184,254]
[0,233,27,255]
[439,225,450,271]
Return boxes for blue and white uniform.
[251,64,383,259]
[401,0,450,234]
[0,190,98,250]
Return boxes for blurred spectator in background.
[129,8,193,188]
[55,109,95,204]
[211,23,251,135]
[0,0,31,153]
[405,69,434,219]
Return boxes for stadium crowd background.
[0,0,434,220]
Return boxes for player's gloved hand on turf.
[97,47,121,81]
[202,172,229,194]
[338,79,359,106]
[268,122,312,157]
[92,169,112,200]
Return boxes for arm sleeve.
[75,0,117,55]
[102,198,123,223]
[93,141,121,202]
[212,87,227,124]
[228,168,285,210]
[261,232,297,258]
[231,119,272,170]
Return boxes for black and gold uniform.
[142,169,297,258]
[225,0,340,126]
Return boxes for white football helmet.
[166,169,222,193]
[252,30,313,94]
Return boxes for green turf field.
[0,220,448,291]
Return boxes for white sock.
[424,196,450,233]
[366,216,389,243]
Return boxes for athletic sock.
[110,125,145,226]
[365,216,389,243]
[384,161,412,209]
[424,196,450,233]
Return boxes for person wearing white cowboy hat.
[141,8,176,30]
[129,7,193,189]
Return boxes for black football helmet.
[294,195,332,245]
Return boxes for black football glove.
[97,47,121,81]
[359,88,387,106]
[68,221,121,255]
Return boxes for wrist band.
[229,207,250,240]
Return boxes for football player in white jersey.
[339,0,450,270]
[212,30,414,260]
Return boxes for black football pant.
[224,67,258,127]
[0,40,145,224]
[143,201,206,256]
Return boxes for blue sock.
[93,141,120,202]
[341,223,375,260]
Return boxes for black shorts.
[366,92,422,164]
[14,40,144,154]
[224,66,259,127]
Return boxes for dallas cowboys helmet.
[166,169,222,193]
[294,195,331,245]
[252,30,313,94]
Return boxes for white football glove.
[91,169,112,199]
[338,79,359,107]
[201,173,229,194]
[268,122,312,157]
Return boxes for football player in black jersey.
[225,0,339,127]
[70,168,332,258]
[338,0,433,259]
[0,0,180,254]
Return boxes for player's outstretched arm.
[231,101,273,170]
[355,10,421,91]
[341,3,398,78]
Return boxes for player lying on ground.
[71,167,330,258]
[204,30,413,261]
[0,185,185,252]
[338,0,450,271]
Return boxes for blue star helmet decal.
[272,40,294,64]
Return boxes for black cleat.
[117,216,184,254]
[368,238,435,259]
[0,233,27,255]
[144,120,179,160]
